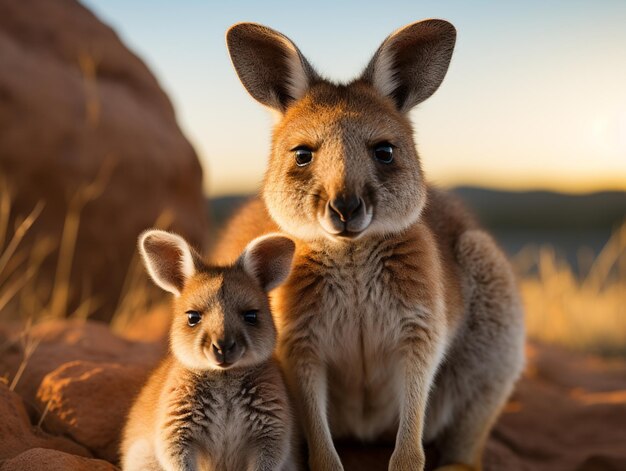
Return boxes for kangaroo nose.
[212,338,236,357]
[213,339,237,363]
[329,195,362,222]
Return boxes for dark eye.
[374,142,394,164]
[293,146,313,167]
[243,310,258,325]
[186,310,202,327]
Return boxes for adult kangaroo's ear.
[239,234,296,292]
[139,230,200,296]
[226,23,318,112]
[361,19,456,112]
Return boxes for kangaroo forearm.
[284,348,342,470]
[391,314,447,471]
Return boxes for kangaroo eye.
[243,310,258,325]
[293,146,313,167]
[374,142,394,164]
[186,310,202,327]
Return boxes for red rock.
[0,382,90,461]
[488,343,626,471]
[0,0,208,321]
[0,320,165,414]
[36,360,151,462]
[0,448,117,471]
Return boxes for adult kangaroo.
[215,20,525,471]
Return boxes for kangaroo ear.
[139,230,198,296]
[361,19,456,112]
[239,234,295,292]
[226,22,318,112]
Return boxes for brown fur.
[122,231,298,470]
[217,20,525,471]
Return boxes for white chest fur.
[278,240,439,441]
[159,367,288,470]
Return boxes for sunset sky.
[83,0,626,196]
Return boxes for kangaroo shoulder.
[211,197,280,264]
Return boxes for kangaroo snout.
[320,192,372,238]
[210,336,242,367]
[329,194,362,222]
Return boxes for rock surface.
[0,320,164,465]
[0,0,208,321]
[36,360,151,462]
[0,382,91,461]
[0,448,117,471]
[0,320,165,410]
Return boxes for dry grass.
[8,318,41,391]
[0,167,117,324]
[0,179,50,320]
[109,210,175,335]
[0,176,173,390]
[0,175,172,328]
[516,222,626,356]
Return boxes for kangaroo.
[215,20,525,471]
[121,230,298,471]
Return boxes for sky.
[82,0,626,196]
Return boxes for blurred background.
[0,1,625,469]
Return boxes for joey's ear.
[239,234,295,292]
[361,19,456,112]
[139,230,198,296]
[226,22,318,112]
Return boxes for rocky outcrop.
[0,320,164,409]
[0,321,166,410]
[37,361,150,462]
[0,320,164,465]
[0,448,117,471]
[0,0,208,321]
[0,382,91,461]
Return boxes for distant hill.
[452,187,625,231]
[208,194,255,229]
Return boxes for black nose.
[212,338,236,363]
[329,195,362,222]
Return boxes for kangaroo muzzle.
[319,194,373,237]
[207,335,244,367]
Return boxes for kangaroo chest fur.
[321,254,407,441]
[165,366,286,470]
[277,226,448,442]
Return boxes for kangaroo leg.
[429,230,525,470]
[389,314,447,471]
[281,342,343,471]
[432,368,516,470]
